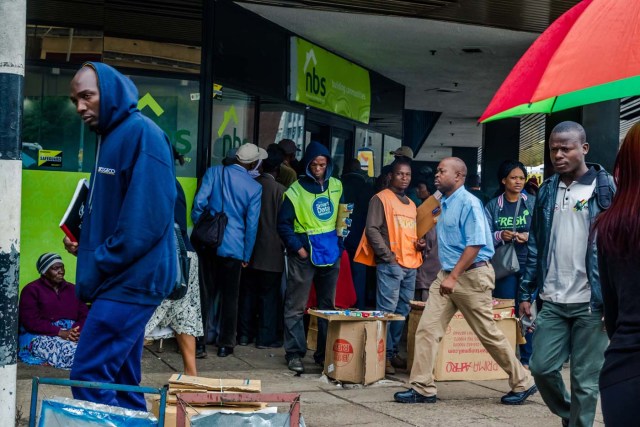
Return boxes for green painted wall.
[19,170,197,291]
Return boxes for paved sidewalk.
[16,339,603,426]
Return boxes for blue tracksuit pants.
[70,299,156,411]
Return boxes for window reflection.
[22,66,200,177]
[258,102,304,159]
[210,88,255,166]
[355,128,382,177]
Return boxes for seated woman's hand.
[68,326,80,342]
[58,326,80,341]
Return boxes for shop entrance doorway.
[305,120,354,178]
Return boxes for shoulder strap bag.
[190,167,229,252]
[168,223,191,300]
[491,195,522,280]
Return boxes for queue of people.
[16,62,640,426]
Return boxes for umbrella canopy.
[480,0,640,123]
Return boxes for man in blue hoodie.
[64,62,177,411]
[277,141,343,374]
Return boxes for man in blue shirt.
[394,157,537,406]
[192,143,265,358]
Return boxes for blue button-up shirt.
[191,164,262,262]
[436,186,494,271]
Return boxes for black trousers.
[601,372,640,427]
[237,268,283,346]
[199,251,242,348]
[283,255,339,362]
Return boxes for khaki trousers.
[409,266,533,397]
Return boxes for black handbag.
[168,223,191,301]
[190,167,228,252]
[491,195,522,280]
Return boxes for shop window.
[258,102,304,156]
[22,66,200,177]
[210,88,255,165]
[22,67,97,173]
[383,135,402,167]
[355,128,382,177]
[128,75,200,177]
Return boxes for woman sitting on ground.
[18,253,88,370]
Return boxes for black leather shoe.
[217,346,234,357]
[238,336,251,346]
[394,389,436,404]
[195,343,207,359]
[288,357,305,374]
[501,384,538,405]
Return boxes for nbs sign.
[290,37,371,124]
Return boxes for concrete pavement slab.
[17,337,603,427]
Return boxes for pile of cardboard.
[151,375,265,427]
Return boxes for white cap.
[236,143,268,164]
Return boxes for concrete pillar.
[481,118,520,200]
[452,147,479,177]
[0,0,26,423]
[544,100,619,178]
[583,100,619,172]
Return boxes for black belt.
[444,260,490,274]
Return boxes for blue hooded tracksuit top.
[75,62,177,306]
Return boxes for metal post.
[196,0,216,177]
[0,0,26,424]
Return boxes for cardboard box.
[434,306,516,381]
[407,301,426,372]
[307,315,318,352]
[150,398,264,427]
[406,299,517,381]
[308,310,404,385]
[168,375,261,393]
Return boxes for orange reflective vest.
[355,189,423,268]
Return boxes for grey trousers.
[283,254,339,362]
[530,301,608,427]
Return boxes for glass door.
[305,121,353,178]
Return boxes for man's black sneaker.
[501,384,538,405]
[288,358,305,374]
[394,389,436,404]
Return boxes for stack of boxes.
[151,375,264,426]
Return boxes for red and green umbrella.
[479,0,640,123]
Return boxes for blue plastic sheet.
[38,397,157,427]
[191,411,306,427]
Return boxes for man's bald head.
[442,157,467,176]
[435,157,468,196]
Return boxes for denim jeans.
[376,262,416,359]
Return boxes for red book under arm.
[59,178,89,243]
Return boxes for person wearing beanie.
[18,253,88,369]
[192,142,266,358]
